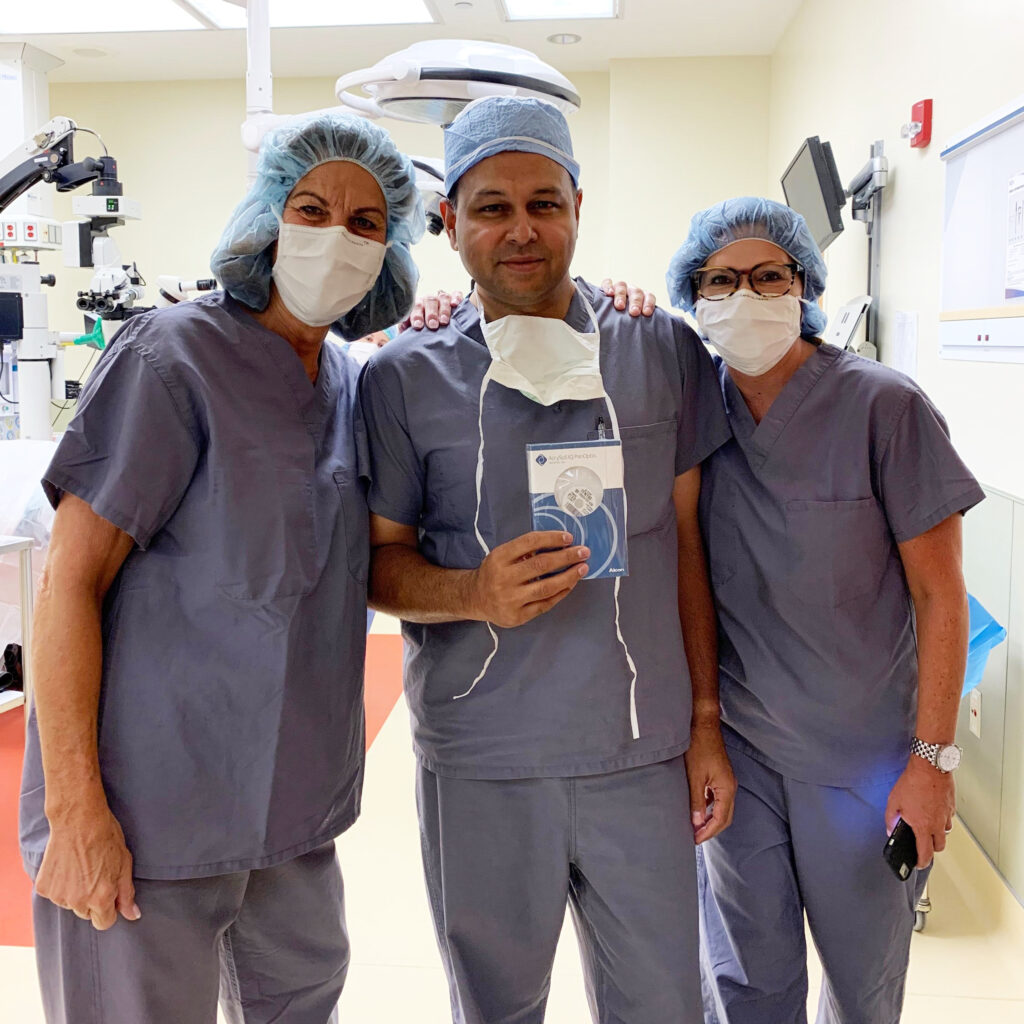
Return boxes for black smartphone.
[883,819,918,881]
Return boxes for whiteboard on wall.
[940,95,1024,363]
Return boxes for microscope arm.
[0,117,107,214]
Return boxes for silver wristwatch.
[911,737,962,774]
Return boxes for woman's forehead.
[289,160,384,204]
[709,238,791,265]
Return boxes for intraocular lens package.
[526,440,628,580]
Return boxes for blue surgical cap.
[666,197,828,337]
[444,96,580,196]
[211,111,425,340]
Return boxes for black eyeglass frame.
[692,260,804,301]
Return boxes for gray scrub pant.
[698,744,927,1024]
[32,840,348,1024]
[416,754,702,1024]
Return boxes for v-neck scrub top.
[20,291,370,879]
[700,344,985,786]
[360,280,731,779]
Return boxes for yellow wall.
[607,56,772,302]
[769,0,1024,499]
[41,74,612,346]
[40,56,771,404]
[42,75,469,394]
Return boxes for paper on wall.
[1007,172,1024,300]
[892,311,918,380]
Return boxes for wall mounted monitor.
[781,136,846,251]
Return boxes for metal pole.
[865,140,884,347]
[245,0,272,185]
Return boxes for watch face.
[937,745,962,772]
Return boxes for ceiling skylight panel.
[268,0,434,28]
[501,0,618,21]
[1,0,437,34]
[2,0,203,34]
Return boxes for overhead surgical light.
[335,39,581,127]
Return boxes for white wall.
[769,0,1024,499]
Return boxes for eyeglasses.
[692,261,802,301]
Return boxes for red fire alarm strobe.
[901,99,933,148]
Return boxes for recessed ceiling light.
[547,33,582,45]
[72,48,110,58]
[503,0,616,20]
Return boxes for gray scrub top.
[360,280,730,779]
[700,344,985,786]
[20,291,369,880]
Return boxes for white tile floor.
[4,614,1023,1021]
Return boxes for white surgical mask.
[481,307,606,406]
[452,288,642,741]
[696,290,802,376]
[272,219,386,327]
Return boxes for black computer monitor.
[781,136,846,251]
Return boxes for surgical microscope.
[0,117,215,440]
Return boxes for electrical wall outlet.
[969,688,982,738]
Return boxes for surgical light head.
[443,96,580,198]
[335,40,581,128]
[211,110,425,340]
[666,197,828,337]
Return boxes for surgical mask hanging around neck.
[453,288,641,741]
[479,299,606,406]
[272,219,386,327]
[695,290,802,376]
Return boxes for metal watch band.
[910,737,941,767]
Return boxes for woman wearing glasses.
[666,198,983,1024]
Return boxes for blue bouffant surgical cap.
[444,96,580,196]
[666,197,828,337]
[211,111,425,340]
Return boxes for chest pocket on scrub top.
[619,420,677,537]
[334,469,370,584]
[215,463,319,603]
[784,497,891,607]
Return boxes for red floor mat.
[364,634,405,750]
[0,707,33,947]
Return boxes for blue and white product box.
[526,439,628,580]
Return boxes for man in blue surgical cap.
[21,112,423,1024]
[360,96,735,1023]
[667,198,984,1023]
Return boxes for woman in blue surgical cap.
[668,197,983,1024]
[21,112,423,1024]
